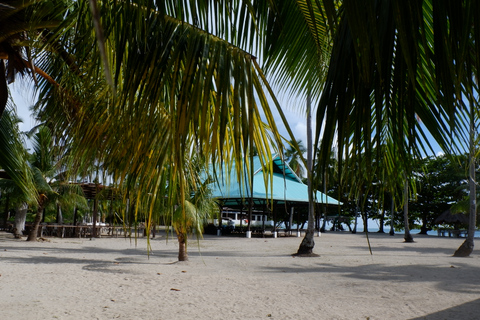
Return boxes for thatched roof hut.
[434,209,469,225]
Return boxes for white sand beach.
[1,231,479,320]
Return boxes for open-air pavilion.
[208,155,341,236]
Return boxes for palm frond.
[0,106,36,203]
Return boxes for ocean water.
[359,227,480,238]
[320,219,480,238]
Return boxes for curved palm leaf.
[0,105,36,203]
[0,0,65,117]
[31,1,293,247]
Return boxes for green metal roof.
[208,155,341,206]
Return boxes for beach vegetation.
[26,126,87,241]
[162,155,217,261]
[277,1,479,254]
[284,139,307,179]
[0,106,36,215]
[3,0,479,257]
[408,155,470,234]
[25,0,287,259]
[0,107,36,237]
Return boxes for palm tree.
[0,0,65,117]
[0,0,69,212]
[0,107,36,238]
[297,91,315,254]
[0,105,36,205]
[284,139,307,178]
[26,126,87,241]
[266,1,480,254]
[171,170,216,261]
[25,126,55,240]
[29,1,289,256]
[0,178,29,238]
[22,1,479,256]
[453,92,478,256]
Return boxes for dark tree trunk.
[297,228,315,255]
[403,187,414,242]
[389,194,395,236]
[345,222,353,232]
[454,238,474,257]
[177,233,188,261]
[378,207,385,233]
[73,207,79,237]
[2,194,10,228]
[362,211,368,233]
[92,192,98,238]
[27,197,46,241]
[419,214,429,235]
[13,202,28,238]
[73,207,78,225]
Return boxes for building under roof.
[208,154,340,228]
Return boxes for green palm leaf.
[0,106,36,203]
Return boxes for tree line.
[1,1,479,259]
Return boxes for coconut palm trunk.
[177,232,188,261]
[297,90,315,255]
[13,202,28,238]
[2,194,10,227]
[56,204,63,224]
[454,98,477,257]
[27,195,46,241]
[403,181,414,242]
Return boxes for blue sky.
[10,82,38,134]
[10,79,312,153]
[10,79,446,158]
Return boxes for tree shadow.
[349,244,458,256]
[261,262,480,295]
[409,298,480,319]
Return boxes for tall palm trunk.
[403,181,414,242]
[177,232,188,261]
[389,193,395,236]
[454,99,476,257]
[297,91,315,255]
[27,195,46,241]
[56,204,63,224]
[13,202,28,238]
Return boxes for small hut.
[434,209,469,225]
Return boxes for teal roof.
[208,155,341,206]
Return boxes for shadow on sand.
[409,298,480,319]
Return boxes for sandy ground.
[0,230,479,320]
